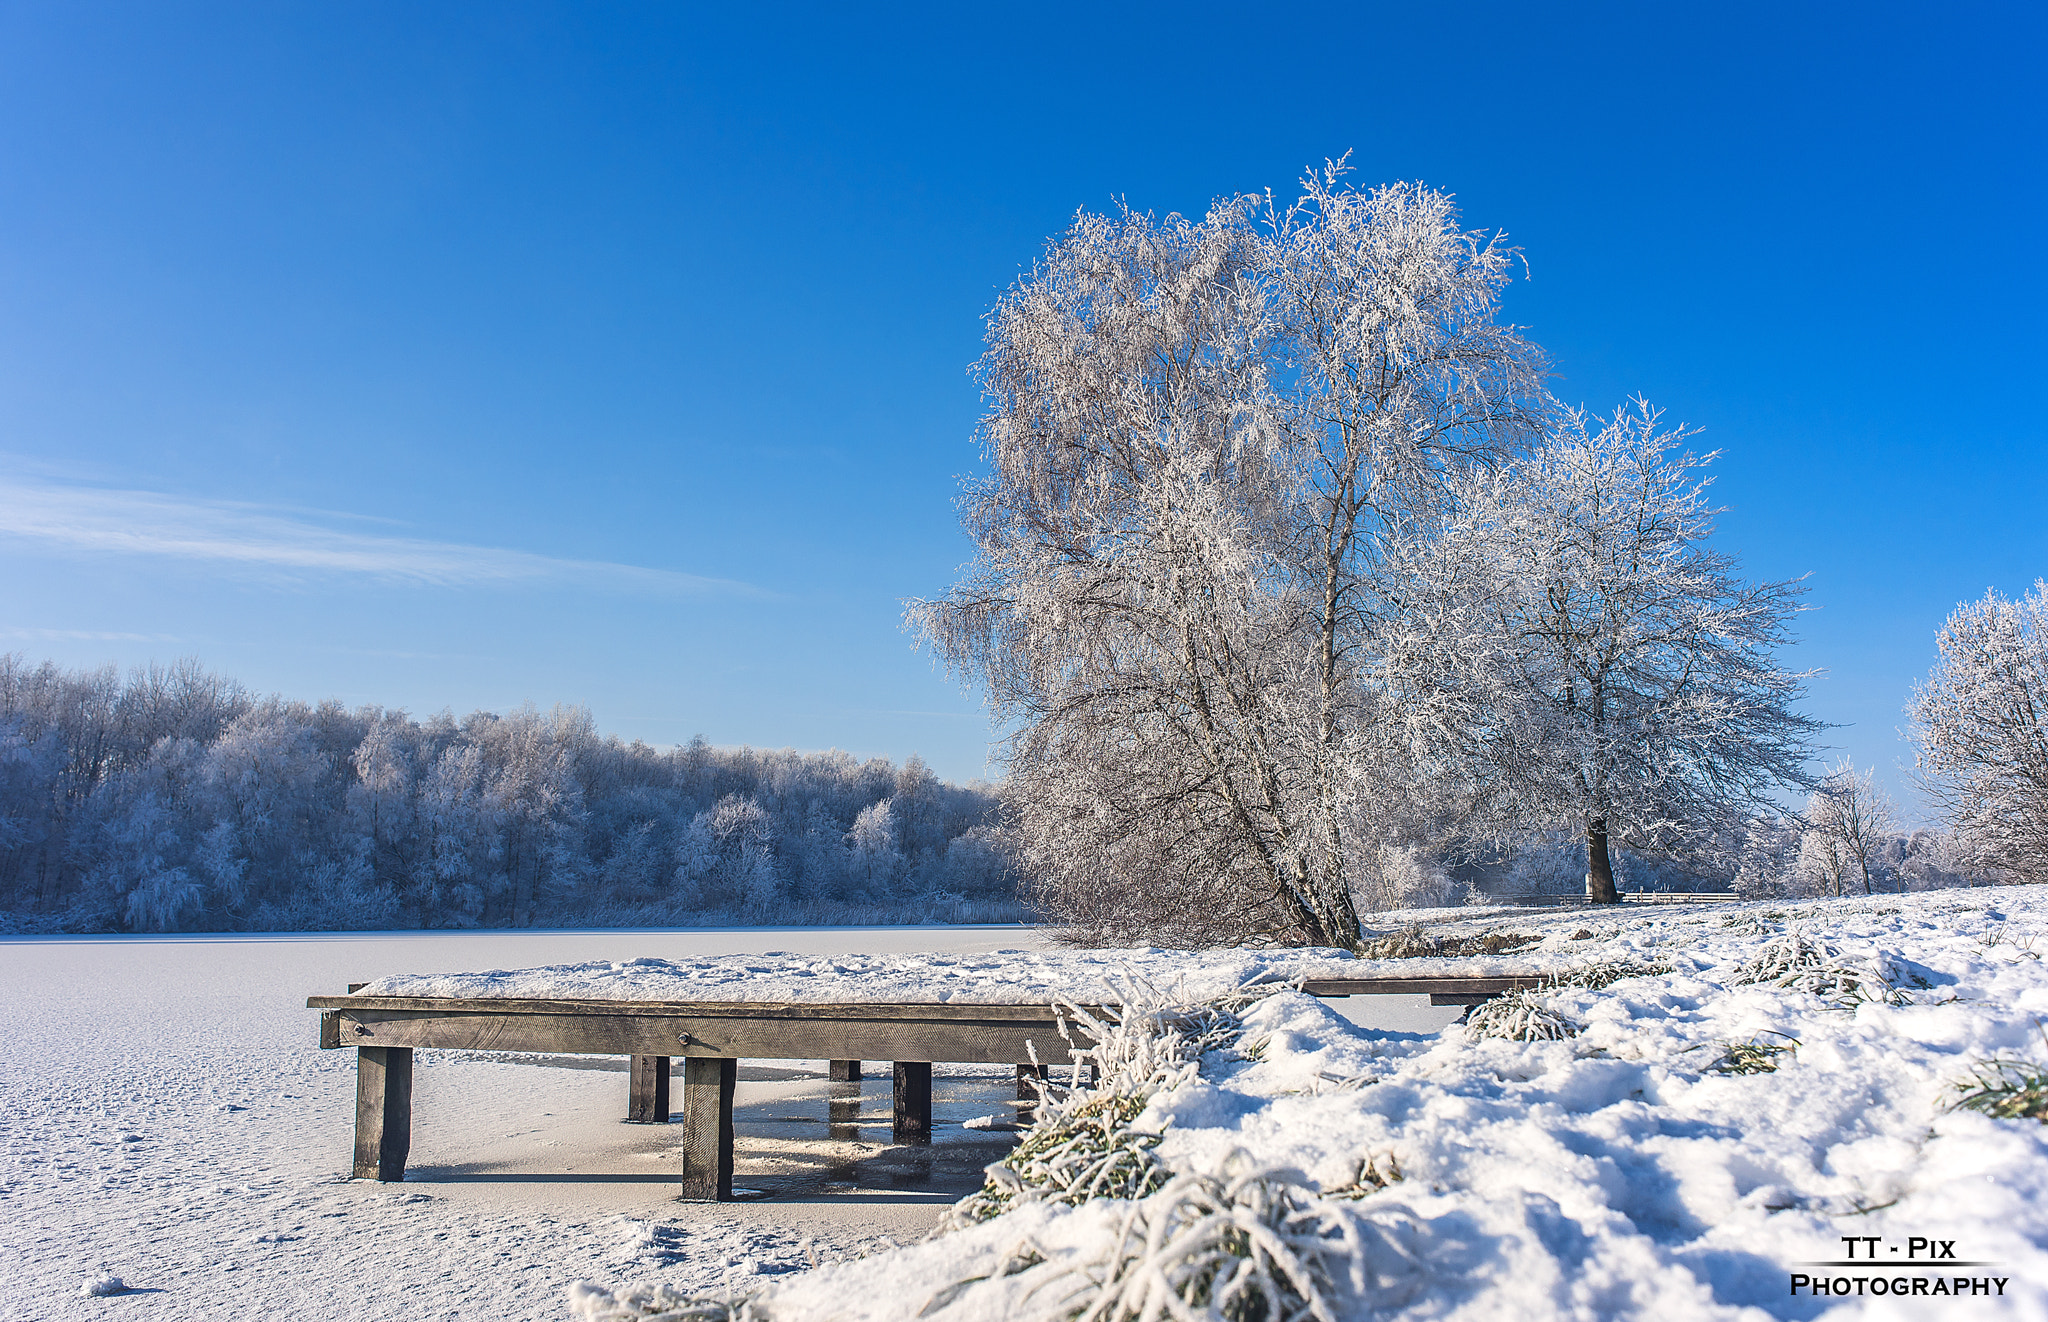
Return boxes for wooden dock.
[308,973,1543,1200]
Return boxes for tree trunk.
[1585,818,1620,904]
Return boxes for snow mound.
[588,887,2048,1320]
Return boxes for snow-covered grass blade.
[951,1091,1171,1227]
[1323,1152,1405,1199]
[1708,1032,1799,1075]
[1947,1059,2048,1122]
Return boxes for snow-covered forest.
[0,636,2021,939]
[0,655,1018,934]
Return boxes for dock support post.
[892,1061,931,1145]
[628,1055,671,1123]
[679,1057,736,1201]
[352,1046,413,1181]
[828,1059,861,1082]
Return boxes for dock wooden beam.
[679,1057,736,1201]
[627,1054,670,1123]
[892,1062,931,1145]
[306,996,1089,1065]
[352,1046,412,1182]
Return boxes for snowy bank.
[574,888,2048,1320]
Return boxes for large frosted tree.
[1385,401,1822,902]
[1910,580,2048,884]
[911,167,1546,945]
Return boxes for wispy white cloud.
[1,626,182,644]
[0,476,760,597]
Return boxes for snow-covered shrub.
[1356,926,1535,960]
[1732,933,1910,1006]
[565,1280,758,1321]
[1544,959,1671,990]
[1463,989,1580,1042]
[1355,926,1437,959]
[1061,1163,1353,1322]
[952,1091,1171,1227]
[947,985,1278,1228]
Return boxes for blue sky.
[1,2,2041,812]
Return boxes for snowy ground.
[0,925,1084,1321]
[19,894,2048,1321]
[595,891,2048,1321]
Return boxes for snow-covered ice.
[0,925,1055,1321]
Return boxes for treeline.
[1330,818,1992,915]
[0,655,1019,933]
[1441,818,1988,908]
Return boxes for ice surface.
[0,925,1058,1321]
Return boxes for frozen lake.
[0,925,1456,1320]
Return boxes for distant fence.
[1501,891,1737,908]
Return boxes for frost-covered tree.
[912,165,1546,946]
[1910,580,2048,884]
[1798,759,1897,895]
[1387,400,1822,902]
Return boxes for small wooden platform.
[308,974,1542,1200]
